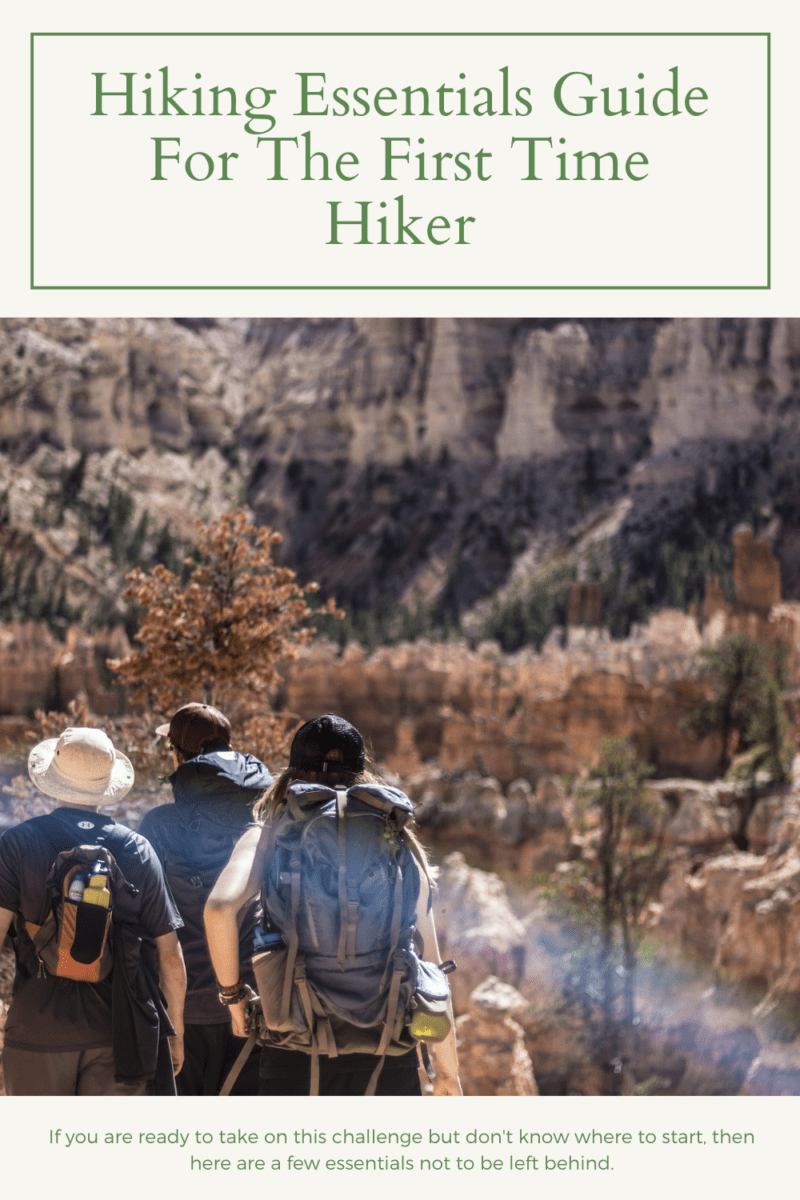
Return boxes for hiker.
[205,713,462,1097]
[0,726,186,1096]
[139,702,273,1096]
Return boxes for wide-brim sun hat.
[28,726,134,806]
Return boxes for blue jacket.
[139,750,273,1023]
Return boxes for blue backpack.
[227,782,452,1095]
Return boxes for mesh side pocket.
[57,900,112,981]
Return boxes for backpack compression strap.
[336,786,407,970]
[279,850,303,1027]
[366,956,407,1098]
[335,787,358,969]
[294,960,339,1097]
[219,1032,258,1097]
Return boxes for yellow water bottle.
[83,859,111,908]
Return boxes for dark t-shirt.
[0,807,182,1053]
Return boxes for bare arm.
[0,906,13,951]
[416,871,462,1097]
[205,824,269,1037]
[155,930,186,1075]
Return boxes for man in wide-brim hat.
[0,726,186,1095]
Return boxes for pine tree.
[743,662,792,785]
[567,739,664,1095]
[684,634,787,777]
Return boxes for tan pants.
[3,1046,149,1096]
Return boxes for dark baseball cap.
[155,703,232,757]
[289,714,365,775]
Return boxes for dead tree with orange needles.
[108,508,340,764]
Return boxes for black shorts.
[178,1023,260,1096]
[258,1046,422,1096]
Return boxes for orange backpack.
[23,823,132,983]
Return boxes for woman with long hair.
[205,713,461,1096]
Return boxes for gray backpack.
[223,781,452,1095]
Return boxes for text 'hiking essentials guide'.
[30,31,768,289]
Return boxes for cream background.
[1,1,798,1195]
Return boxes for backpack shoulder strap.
[35,812,129,856]
[402,831,433,911]
[101,824,131,861]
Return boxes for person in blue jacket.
[139,702,272,1095]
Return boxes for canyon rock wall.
[284,598,800,783]
[5,580,800,782]
[4,318,800,620]
[0,622,129,718]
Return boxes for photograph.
[2,315,799,1101]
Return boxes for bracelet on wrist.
[218,978,243,994]
[218,978,245,1003]
[218,981,255,1007]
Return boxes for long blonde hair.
[254,748,383,822]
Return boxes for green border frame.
[30,31,771,290]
